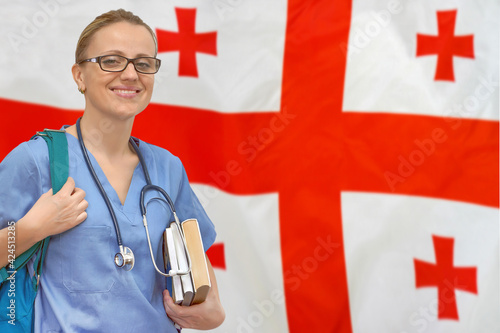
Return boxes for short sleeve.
[174,165,217,252]
[0,141,45,230]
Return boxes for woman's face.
[75,21,156,120]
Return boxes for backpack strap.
[31,129,69,285]
[36,129,69,193]
[0,129,68,285]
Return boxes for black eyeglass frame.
[77,55,161,74]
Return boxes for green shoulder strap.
[37,129,69,194]
[32,129,69,282]
[0,129,68,284]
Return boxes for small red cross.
[416,10,474,81]
[207,242,226,270]
[156,8,217,77]
[414,235,477,320]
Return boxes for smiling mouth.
[111,88,140,94]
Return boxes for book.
[163,227,183,304]
[170,222,195,306]
[181,218,211,305]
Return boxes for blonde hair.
[75,9,157,63]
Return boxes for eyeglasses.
[78,55,161,74]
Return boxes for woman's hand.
[0,177,88,268]
[163,257,225,330]
[25,177,88,239]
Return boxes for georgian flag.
[0,1,498,333]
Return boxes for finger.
[57,177,76,196]
[75,211,88,224]
[77,199,89,212]
[163,289,173,306]
[71,187,87,201]
[163,290,178,314]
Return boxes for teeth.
[114,89,137,94]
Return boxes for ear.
[72,63,85,92]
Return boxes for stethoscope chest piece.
[114,246,135,271]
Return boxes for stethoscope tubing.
[76,117,124,247]
[76,117,191,276]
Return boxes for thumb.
[163,289,177,309]
[56,176,76,196]
[163,289,171,302]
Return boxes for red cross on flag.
[416,10,475,82]
[147,1,285,112]
[0,1,498,333]
[156,8,218,78]
[343,1,497,120]
[342,193,497,332]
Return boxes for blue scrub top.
[0,130,216,332]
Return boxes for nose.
[120,61,139,80]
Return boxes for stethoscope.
[76,117,191,277]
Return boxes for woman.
[0,9,224,332]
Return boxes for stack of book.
[163,218,211,306]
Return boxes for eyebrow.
[101,50,154,57]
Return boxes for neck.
[77,113,135,158]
